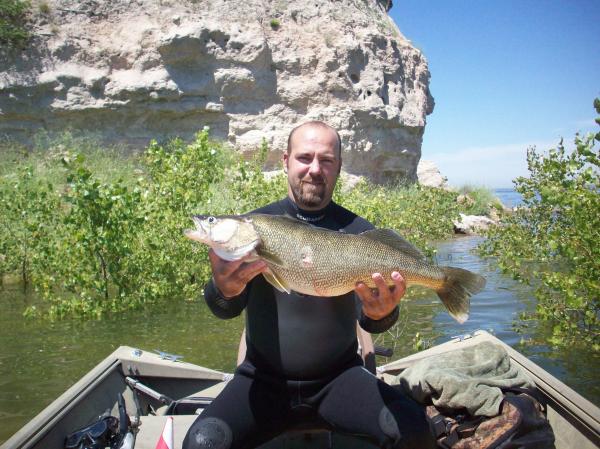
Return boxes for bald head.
[286,121,342,160]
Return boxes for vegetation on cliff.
[480,99,600,349]
[0,0,29,50]
[0,130,460,318]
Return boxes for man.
[183,121,435,449]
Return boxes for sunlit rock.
[453,214,496,235]
[417,160,448,189]
[0,0,433,183]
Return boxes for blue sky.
[389,1,600,188]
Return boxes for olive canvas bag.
[426,388,555,449]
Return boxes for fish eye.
[207,216,216,224]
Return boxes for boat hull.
[3,331,599,449]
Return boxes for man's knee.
[379,405,403,445]
[183,417,233,449]
[378,402,436,449]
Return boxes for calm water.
[493,188,523,208]
[1,236,599,443]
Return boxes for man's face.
[283,125,341,211]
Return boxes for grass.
[38,1,49,14]
[457,184,504,216]
[0,132,143,188]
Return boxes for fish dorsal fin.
[360,229,426,260]
[263,269,291,294]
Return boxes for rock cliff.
[0,0,433,182]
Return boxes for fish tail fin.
[436,267,486,324]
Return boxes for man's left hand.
[355,272,406,320]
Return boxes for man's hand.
[355,272,406,320]
[209,249,267,299]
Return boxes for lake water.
[1,235,598,443]
[493,188,523,208]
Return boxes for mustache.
[301,175,326,184]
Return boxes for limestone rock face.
[0,0,434,183]
[417,160,447,189]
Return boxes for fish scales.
[250,215,446,297]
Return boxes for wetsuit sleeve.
[357,301,399,334]
[204,277,249,319]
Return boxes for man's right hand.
[208,249,268,299]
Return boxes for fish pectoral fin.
[258,249,286,267]
[263,269,291,294]
[360,229,426,260]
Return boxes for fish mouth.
[183,215,210,242]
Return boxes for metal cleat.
[153,349,184,362]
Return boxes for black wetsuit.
[183,198,435,449]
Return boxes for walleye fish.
[185,214,486,323]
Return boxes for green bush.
[1,130,460,318]
[0,0,30,50]
[457,184,504,216]
[336,181,459,256]
[42,130,228,317]
[480,100,600,349]
[0,163,60,289]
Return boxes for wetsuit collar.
[283,196,332,223]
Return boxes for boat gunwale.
[2,346,231,449]
[378,330,600,446]
[4,335,600,448]
[1,350,122,449]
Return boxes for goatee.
[293,178,327,209]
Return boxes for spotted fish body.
[185,214,486,323]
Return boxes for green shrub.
[0,0,30,50]
[0,163,60,289]
[457,184,504,216]
[480,99,600,349]
[336,181,459,256]
[1,130,461,319]
[224,138,287,213]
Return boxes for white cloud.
[426,140,558,188]
[572,118,598,130]
[551,120,597,138]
